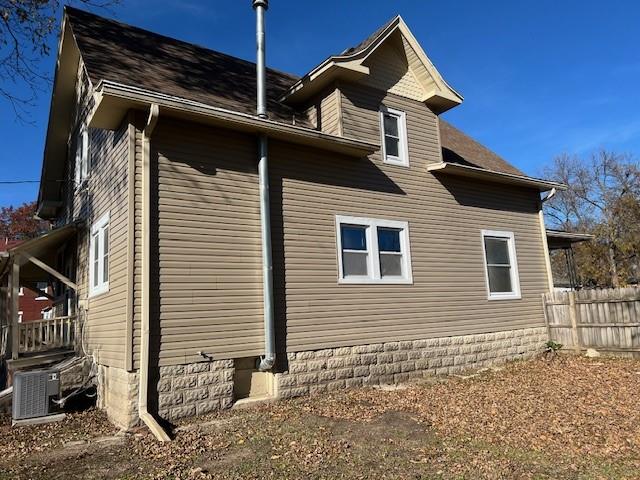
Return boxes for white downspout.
[139,103,171,442]
[253,0,276,371]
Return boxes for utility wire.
[0,180,40,184]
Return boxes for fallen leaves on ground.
[1,355,639,479]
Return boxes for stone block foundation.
[96,327,547,428]
[275,327,548,399]
[155,359,235,421]
[96,365,139,430]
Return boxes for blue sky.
[1,0,639,207]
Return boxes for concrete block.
[326,380,346,391]
[159,392,183,408]
[318,370,336,382]
[289,362,307,374]
[170,404,196,420]
[173,375,198,390]
[184,387,209,403]
[346,377,363,388]
[210,383,233,397]
[306,360,326,371]
[198,372,221,386]
[297,373,319,385]
[279,386,309,399]
[186,363,210,374]
[196,399,220,415]
[334,368,354,380]
[335,347,352,356]
[383,342,400,352]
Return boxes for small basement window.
[336,215,412,284]
[481,230,521,300]
[379,106,409,166]
[89,212,110,297]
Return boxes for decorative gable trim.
[282,16,463,113]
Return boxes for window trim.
[335,215,413,285]
[75,126,90,188]
[35,282,49,300]
[379,106,409,167]
[89,211,110,298]
[481,230,521,300]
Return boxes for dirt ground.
[1,355,640,480]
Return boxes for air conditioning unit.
[12,370,61,421]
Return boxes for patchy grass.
[1,356,640,479]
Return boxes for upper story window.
[89,212,110,297]
[336,215,413,284]
[35,282,49,300]
[379,106,409,166]
[74,126,90,186]
[481,230,521,300]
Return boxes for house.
[0,240,54,323]
[1,5,566,437]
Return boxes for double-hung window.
[89,212,110,297]
[481,230,521,300]
[379,106,409,166]
[336,215,412,284]
[75,126,90,186]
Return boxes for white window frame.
[379,106,409,167]
[74,126,90,187]
[35,282,49,300]
[89,212,110,297]
[18,311,23,323]
[335,215,413,285]
[481,230,521,300]
[18,287,24,296]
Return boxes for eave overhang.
[89,81,379,158]
[546,229,594,250]
[281,16,463,113]
[37,13,82,219]
[426,162,567,192]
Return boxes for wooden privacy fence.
[542,287,640,356]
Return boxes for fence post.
[568,291,581,352]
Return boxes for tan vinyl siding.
[266,82,548,352]
[132,119,264,367]
[301,87,342,135]
[56,60,131,369]
[361,41,425,102]
[130,86,547,365]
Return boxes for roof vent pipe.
[253,0,268,119]
[253,0,276,371]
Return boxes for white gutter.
[88,81,378,158]
[139,103,171,442]
[427,162,567,192]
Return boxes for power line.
[0,180,40,184]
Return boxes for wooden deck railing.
[18,316,77,354]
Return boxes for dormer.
[282,16,463,116]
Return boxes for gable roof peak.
[282,15,462,113]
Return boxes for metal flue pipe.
[253,0,276,371]
[254,0,268,119]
